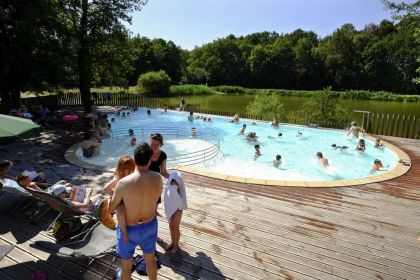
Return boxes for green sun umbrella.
[0,114,40,145]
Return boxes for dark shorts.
[116,217,158,260]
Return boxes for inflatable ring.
[62,114,79,121]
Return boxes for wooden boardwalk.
[1,135,420,279]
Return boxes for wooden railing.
[357,111,420,139]
[18,92,420,139]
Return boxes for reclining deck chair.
[33,223,117,280]
[0,178,50,218]
[26,188,105,245]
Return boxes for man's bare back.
[114,170,162,225]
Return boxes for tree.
[136,70,171,96]
[0,0,68,113]
[246,91,285,121]
[295,87,350,128]
[382,0,420,85]
[59,0,148,112]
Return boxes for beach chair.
[0,178,49,217]
[26,188,105,245]
[33,222,117,279]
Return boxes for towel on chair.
[164,171,187,221]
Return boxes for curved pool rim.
[64,129,412,188]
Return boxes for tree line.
[0,0,418,114]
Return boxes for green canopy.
[0,114,40,145]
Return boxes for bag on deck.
[52,216,82,242]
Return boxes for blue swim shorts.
[116,217,158,260]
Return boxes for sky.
[126,0,395,50]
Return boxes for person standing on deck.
[109,143,163,280]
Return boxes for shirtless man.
[109,143,163,280]
[316,152,329,168]
[347,122,362,137]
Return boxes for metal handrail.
[109,126,221,167]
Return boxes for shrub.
[169,85,215,96]
[295,87,350,128]
[212,85,246,94]
[136,70,171,97]
[246,91,285,121]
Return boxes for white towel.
[164,171,187,221]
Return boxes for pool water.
[76,108,399,181]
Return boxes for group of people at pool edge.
[108,133,187,280]
[78,116,188,280]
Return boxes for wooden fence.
[19,92,420,139]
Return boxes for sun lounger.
[33,223,117,279]
[26,188,105,245]
[0,178,39,214]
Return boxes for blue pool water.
[76,108,399,181]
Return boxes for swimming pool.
[70,108,409,184]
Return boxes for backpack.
[52,216,82,242]
[132,254,161,276]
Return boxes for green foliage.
[212,85,247,94]
[246,91,285,121]
[136,70,171,96]
[295,87,350,128]
[169,85,215,96]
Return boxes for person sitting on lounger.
[16,173,44,191]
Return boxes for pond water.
[161,94,420,119]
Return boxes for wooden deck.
[1,134,420,279]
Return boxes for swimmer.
[239,124,246,135]
[127,112,130,116]
[273,155,282,168]
[107,123,111,130]
[117,112,120,116]
[188,111,194,122]
[130,137,137,146]
[203,117,207,122]
[208,118,212,122]
[331,144,348,151]
[347,121,363,137]
[147,109,151,115]
[230,114,239,123]
[191,127,197,137]
[128,128,134,136]
[111,118,115,122]
[122,112,126,117]
[254,145,261,158]
[356,139,366,152]
[374,139,384,148]
[251,121,257,126]
[296,130,303,137]
[316,152,329,168]
[372,159,389,171]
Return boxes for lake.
[160,94,420,138]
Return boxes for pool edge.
[65,135,412,188]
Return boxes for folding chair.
[26,188,105,245]
[33,223,117,279]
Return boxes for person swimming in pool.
[374,138,384,148]
[356,139,366,152]
[331,144,349,151]
[316,152,329,168]
[296,130,303,137]
[371,159,389,171]
[273,155,282,168]
[239,124,246,135]
[254,145,261,159]
[128,128,134,136]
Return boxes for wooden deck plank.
[1,132,420,279]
